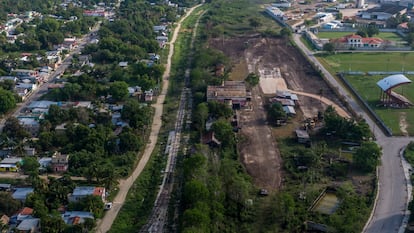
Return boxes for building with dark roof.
[206,81,251,109]
[361,4,407,21]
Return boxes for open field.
[317,52,414,74]
[206,0,281,36]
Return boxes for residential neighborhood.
[3,0,414,232]
[0,0,182,232]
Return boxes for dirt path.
[289,90,351,118]
[239,87,281,191]
[95,5,201,233]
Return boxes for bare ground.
[210,36,348,191]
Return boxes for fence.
[337,73,393,136]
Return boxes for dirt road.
[289,90,351,118]
[239,87,281,191]
[95,5,201,233]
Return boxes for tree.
[323,42,335,53]
[268,102,286,123]
[3,117,30,140]
[207,101,232,119]
[0,79,15,91]
[109,81,129,101]
[0,88,16,114]
[367,24,379,37]
[386,16,400,28]
[119,130,142,153]
[193,103,209,133]
[280,27,292,38]
[22,157,40,175]
[183,180,209,207]
[0,192,22,216]
[121,100,152,129]
[263,193,295,230]
[211,119,234,147]
[353,141,381,172]
[41,215,66,233]
[46,105,68,125]
[336,12,343,20]
[245,73,259,87]
[356,29,367,38]
[249,17,262,30]
[182,207,210,231]
[406,33,414,46]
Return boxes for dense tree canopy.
[3,117,30,140]
[268,102,287,123]
[323,106,371,141]
[109,81,129,101]
[0,88,16,114]
[353,141,381,172]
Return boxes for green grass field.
[318,52,414,135]
[344,75,414,135]
[318,52,414,74]
[316,31,405,42]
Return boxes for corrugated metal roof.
[377,74,411,91]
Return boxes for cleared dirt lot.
[210,36,347,190]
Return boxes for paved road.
[94,5,201,233]
[293,33,413,233]
[0,22,101,131]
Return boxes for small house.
[61,211,94,225]
[0,164,19,172]
[69,186,106,202]
[202,131,221,147]
[295,129,310,144]
[51,152,69,173]
[283,106,296,115]
[144,89,153,102]
[24,147,36,156]
[118,61,128,68]
[12,188,34,202]
[153,25,167,33]
[1,157,23,164]
[0,157,21,172]
[16,218,40,233]
[17,117,40,135]
[12,69,38,78]
[12,207,34,223]
[0,183,11,191]
[38,157,52,172]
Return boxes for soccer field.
[318,52,414,135]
